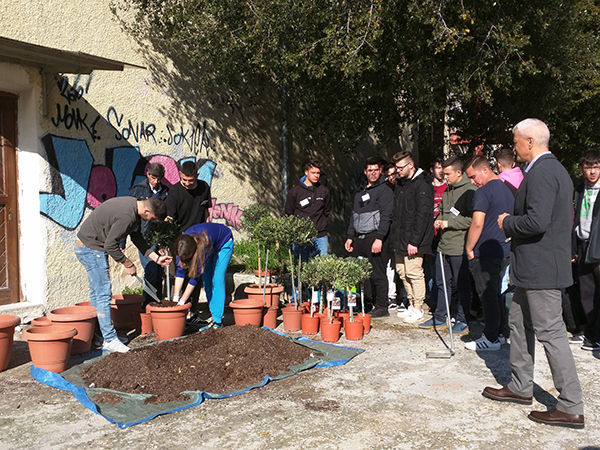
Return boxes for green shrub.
[122,285,143,296]
[231,239,280,273]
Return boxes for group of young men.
[289,118,589,429]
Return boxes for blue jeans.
[202,238,234,324]
[294,236,328,262]
[74,244,117,342]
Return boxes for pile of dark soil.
[81,325,316,404]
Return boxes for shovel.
[426,251,455,359]
[134,274,161,303]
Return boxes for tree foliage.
[116,0,600,163]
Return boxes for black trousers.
[577,240,600,342]
[469,257,509,342]
[351,234,389,310]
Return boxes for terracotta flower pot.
[147,303,191,341]
[244,284,284,308]
[0,315,21,372]
[263,307,278,329]
[32,316,52,327]
[281,307,303,332]
[320,319,341,343]
[23,325,77,373]
[75,301,91,306]
[253,269,275,277]
[138,312,153,335]
[110,295,144,330]
[357,313,371,334]
[48,306,97,354]
[229,299,265,326]
[344,317,364,340]
[301,314,320,335]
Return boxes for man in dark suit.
[483,119,584,429]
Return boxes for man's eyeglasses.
[395,162,411,171]
[583,166,600,172]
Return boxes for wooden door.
[0,92,20,304]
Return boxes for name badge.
[450,206,460,216]
[299,198,310,207]
[361,193,371,202]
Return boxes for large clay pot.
[147,303,191,341]
[253,269,275,277]
[111,295,144,330]
[48,306,97,354]
[0,315,21,372]
[357,313,371,334]
[263,307,278,329]
[320,319,341,343]
[244,284,284,308]
[138,312,153,335]
[281,307,303,332]
[344,317,364,341]
[229,299,265,326]
[31,316,52,327]
[23,325,77,373]
[301,314,320,335]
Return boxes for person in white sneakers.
[75,197,173,353]
[463,155,514,351]
[390,151,434,324]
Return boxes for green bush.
[122,285,143,296]
[231,239,280,273]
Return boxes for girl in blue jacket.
[173,223,234,327]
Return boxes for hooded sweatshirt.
[437,175,476,256]
[284,176,330,237]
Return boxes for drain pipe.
[280,80,290,212]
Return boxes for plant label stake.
[262,248,270,306]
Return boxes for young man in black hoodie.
[345,156,394,317]
[284,159,331,259]
[391,151,434,323]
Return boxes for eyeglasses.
[395,162,411,171]
[583,166,600,172]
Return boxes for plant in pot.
[299,254,346,342]
[278,216,317,332]
[298,256,324,335]
[240,203,271,286]
[242,215,285,327]
[279,215,318,308]
[341,256,373,339]
[145,219,190,341]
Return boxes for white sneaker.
[95,335,128,347]
[397,305,412,317]
[103,338,130,353]
[465,335,501,351]
[404,308,424,323]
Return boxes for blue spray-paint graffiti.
[39,135,94,230]
[39,133,220,229]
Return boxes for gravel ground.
[0,309,598,450]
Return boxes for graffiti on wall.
[41,76,244,231]
[39,134,244,230]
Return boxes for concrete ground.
[0,307,599,450]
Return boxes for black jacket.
[284,177,330,237]
[347,176,394,240]
[573,182,600,264]
[391,169,435,256]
